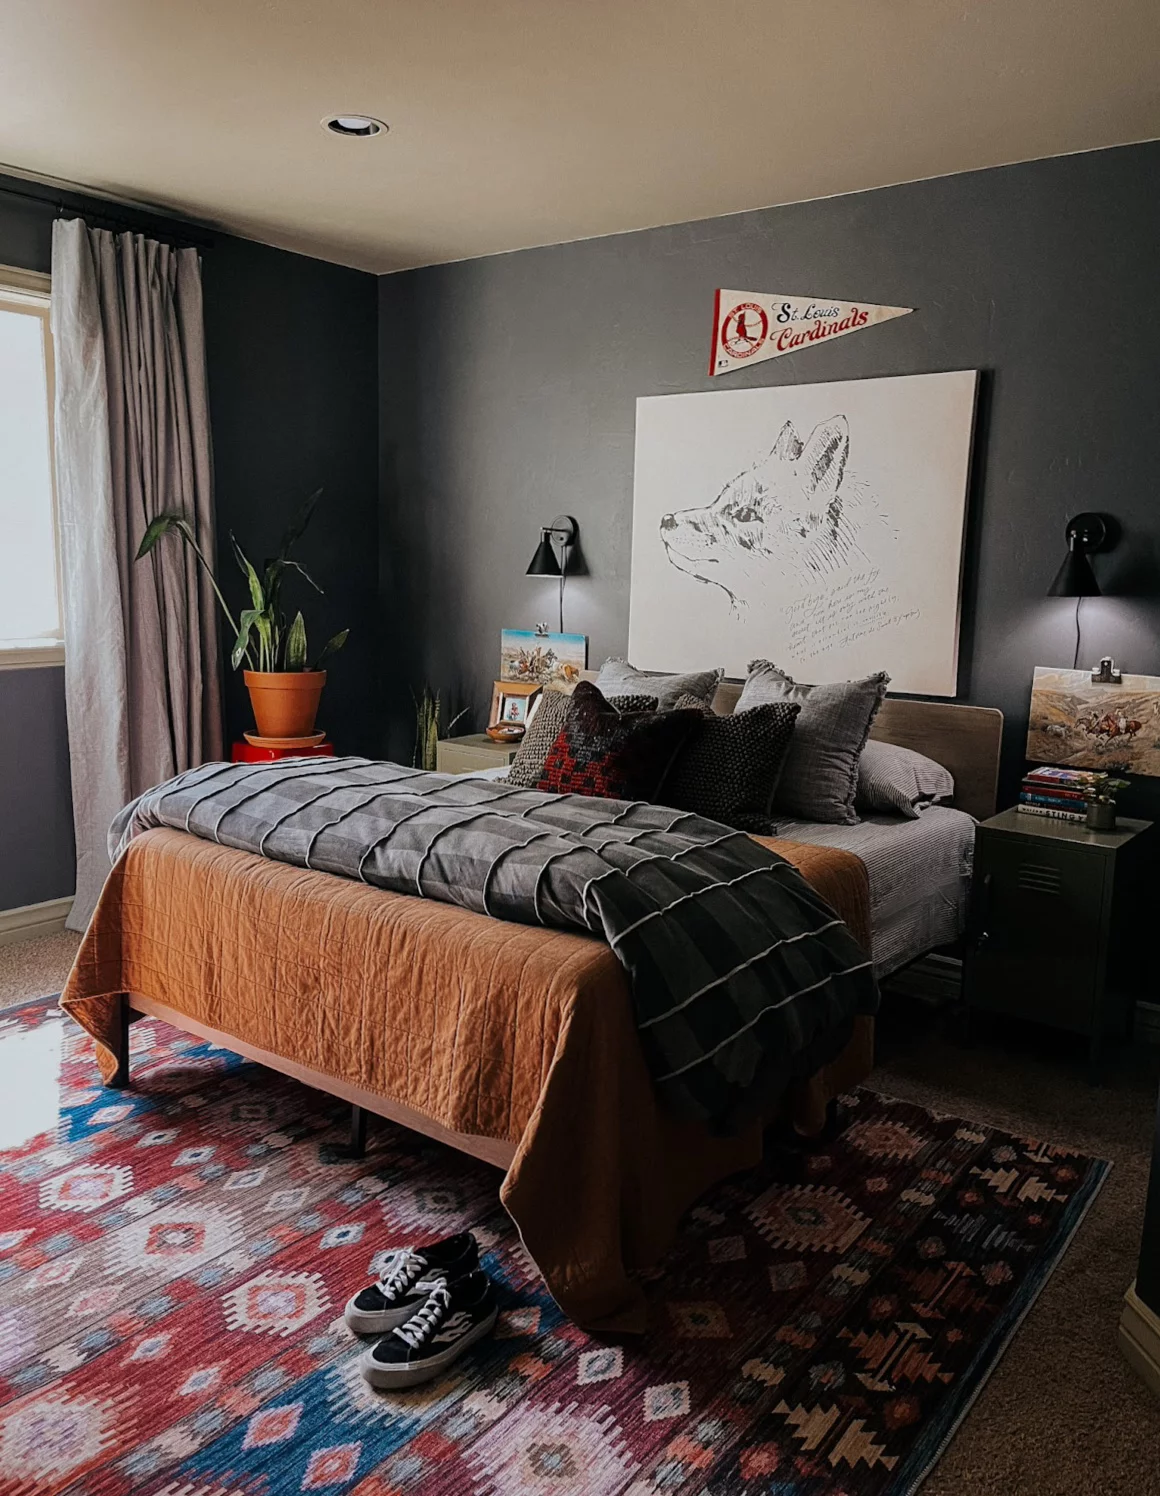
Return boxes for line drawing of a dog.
[658,415,884,611]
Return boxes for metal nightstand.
[435,733,519,775]
[964,807,1153,1078]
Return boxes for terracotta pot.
[244,670,327,740]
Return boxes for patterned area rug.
[0,997,1108,1496]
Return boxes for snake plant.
[413,686,467,770]
[136,490,349,673]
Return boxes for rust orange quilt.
[62,827,872,1330]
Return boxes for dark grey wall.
[378,141,1160,815]
[0,176,378,909]
[0,668,74,909]
[202,237,379,750]
[0,186,73,906]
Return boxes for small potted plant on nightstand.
[1087,778,1129,831]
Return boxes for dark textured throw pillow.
[595,658,724,711]
[735,660,889,825]
[537,681,700,801]
[660,693,801,833]
[507,690,658,788]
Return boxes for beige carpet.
[874,1001,1160,1495]
[0,929,80,1009]
[2,934,1158,1491]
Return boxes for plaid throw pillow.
[661,694,802,833]
[506,690,658,788]
[537,682,700,801]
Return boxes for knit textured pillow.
[536,681,700,801]
[736,660,889,825]
[661,693,802,833]
[506,690,658,788]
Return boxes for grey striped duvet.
[110,758,878,1126]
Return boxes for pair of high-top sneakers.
[343,1231,497,1389]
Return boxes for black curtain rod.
[0,179,214,251]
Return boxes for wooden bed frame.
[110,991,516,1165]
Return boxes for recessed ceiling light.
[323,115,387,138]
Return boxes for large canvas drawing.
[627,370,978,695]
[1027,666,1160,776]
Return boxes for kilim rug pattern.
[0,996,1108,1496]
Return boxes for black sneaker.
[343,1231,479,1335]
[360,1271,498,1389]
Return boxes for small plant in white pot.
[137,491,348,740]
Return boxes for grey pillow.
[735,660,889,824]
[596,658,723,712]
[856,739,954,819]
[506,689,658,787]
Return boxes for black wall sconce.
[1047,512,1117,668]
[526,514,579,633]
[1047,513,1108,598]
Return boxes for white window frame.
[0,264,64,670]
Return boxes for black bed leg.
[325,1104,369,1161]
[349,1104,368,1157]
[106,995,131,1089]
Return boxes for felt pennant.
[709,289,912,375]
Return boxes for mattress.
[461,766,973,975]
[771,806,976,975]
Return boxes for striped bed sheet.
[765,806,975,976]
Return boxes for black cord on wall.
[1073,595,1083,670]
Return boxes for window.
[0,265,62,668]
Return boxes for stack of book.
[1017,766,1106,821]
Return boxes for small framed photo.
[489,679,543,730]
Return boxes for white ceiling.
[1,0,1158,274]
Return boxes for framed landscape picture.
[500,629,588,687]
[1027,666,1160,775]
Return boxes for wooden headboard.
[579,671,1003,821]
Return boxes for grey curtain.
[51,217,222,930]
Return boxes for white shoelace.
[392,1282,452,1350]
[376,1249,427,1303]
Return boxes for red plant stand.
[230,740,336,764]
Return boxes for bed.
[61,691,1001,1331]
[473,686,990,978]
